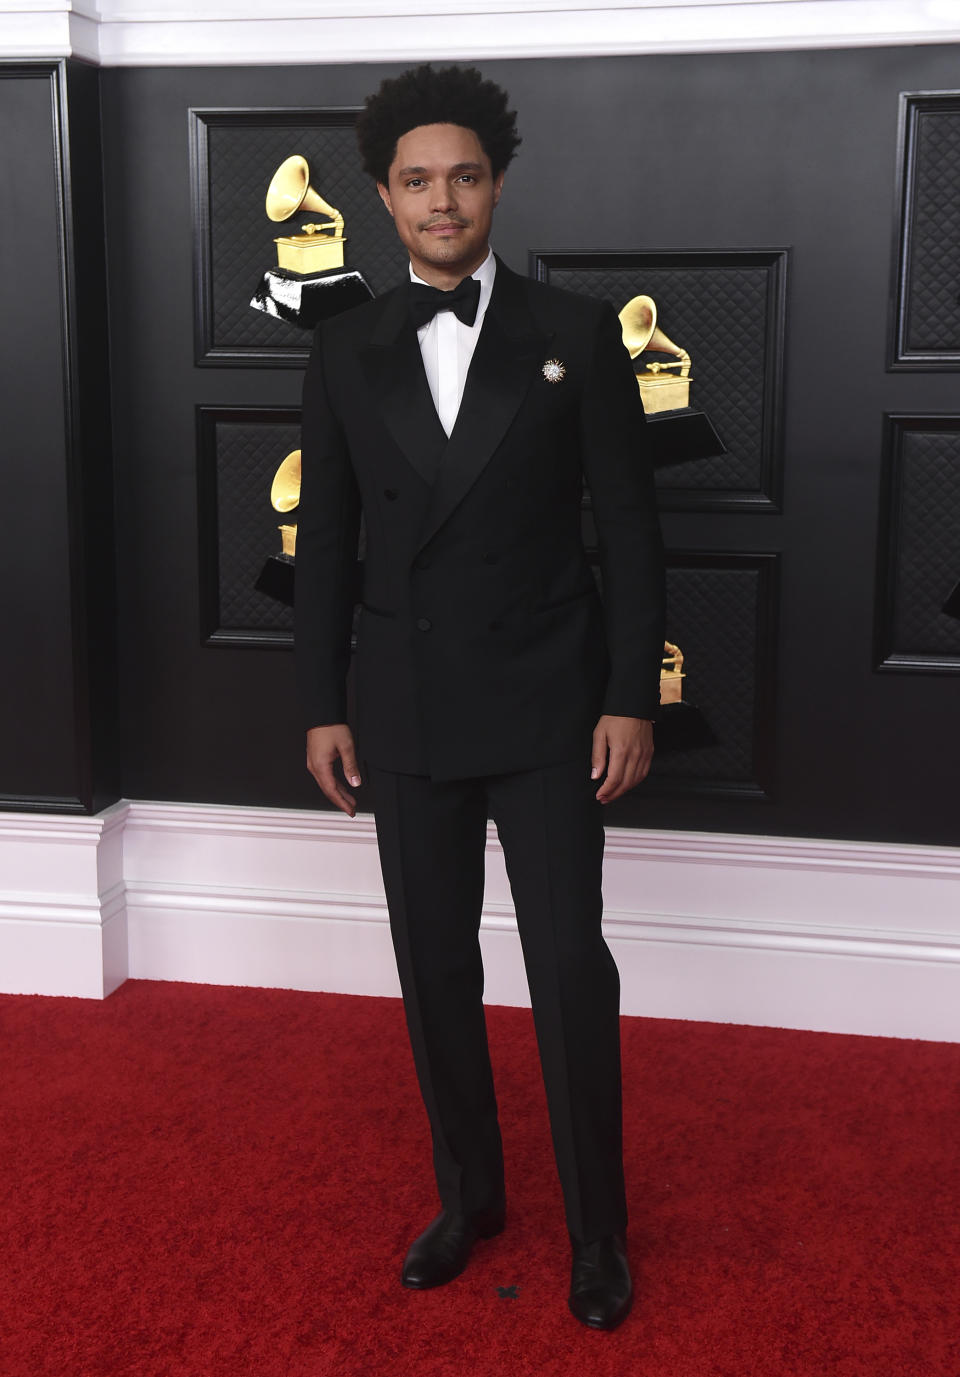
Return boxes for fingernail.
[350,776,361,786]
[590,767,599,779]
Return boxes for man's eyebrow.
[396,162,485,176]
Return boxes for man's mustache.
[417,215,472,230]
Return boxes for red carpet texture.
[1,981,958,1377]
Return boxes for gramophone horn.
[618,294,690,369]
[265,155,342,225]
[619,295,657,359]
[270,449,301,513]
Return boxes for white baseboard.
[0,804,128,998]
[2,799,959,1041]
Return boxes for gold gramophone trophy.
[620,297,692,415]
[618,293,725,469]
[254,448,301,606]
[655,639,718,753]
[249,154,373,330]
[660,640,685,704]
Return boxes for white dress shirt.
[409,249,496,437]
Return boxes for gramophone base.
[250,267,374,330]
[654,701,719,753]
[942,578,960,621]
[646,407,726,469]
[255,553,295,607]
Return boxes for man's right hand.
[306,724,361,818]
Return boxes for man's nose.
[429,183,458,214]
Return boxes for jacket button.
[384,488,399,500]
[416,617,432,632]
[414,554,431,571]
[505,479,518,492]
[488,620,503,632]
[482,551,500,565]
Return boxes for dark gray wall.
[5,48,959,842]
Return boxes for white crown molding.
[0,4,99,62]
[1,0,958,65]
[95,0,861,14]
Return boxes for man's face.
[378,123,504,285]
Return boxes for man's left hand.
[591,715,654,804]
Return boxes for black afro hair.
[356,64,521,185]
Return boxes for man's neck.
[409,245,491,290]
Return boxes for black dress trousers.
[371,757,627,1244]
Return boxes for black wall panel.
[652,554,778,799]
[92,47,960,843]
[891,94,960,367]
[876,415,960,670]
[534,251,787,511]
[190,108,408,363]
[0,61,116,812]
[196,406,299,645]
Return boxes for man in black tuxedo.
[295,65,664,1330]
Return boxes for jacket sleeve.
[294,323,362,730]
[579,302,666,720]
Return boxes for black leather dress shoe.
[401,1205,506,1289]
[568,1232,632,1329]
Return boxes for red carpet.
[1,981,958,1376]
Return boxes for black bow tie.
[409,275,482,329]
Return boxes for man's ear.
[376,181,394,217]
[492,171,505,209]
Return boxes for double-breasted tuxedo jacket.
[295,257,665,780]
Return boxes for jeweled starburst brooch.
[542,358,566,383]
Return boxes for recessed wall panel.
[190,108,407,365]
[197,406,300,646]
[532,250,787,511]
[652,553,779,798]
[891,93,960,368]
[0,66,79,807]
[876,415,960,671]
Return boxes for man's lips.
[421,221,468,233]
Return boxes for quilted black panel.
[198,112,408,357]
[902,103,960,356]
[651,563,763,786]
[539,252,785,505]
[886,423,960,661]
[208,416,300,637]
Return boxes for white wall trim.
[0,802,129,998]
[3,798,959,1041]
[2,0,958,65]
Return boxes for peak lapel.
[417,264,550,553]
[360,285,448,487]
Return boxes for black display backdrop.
[8,46,956,842]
